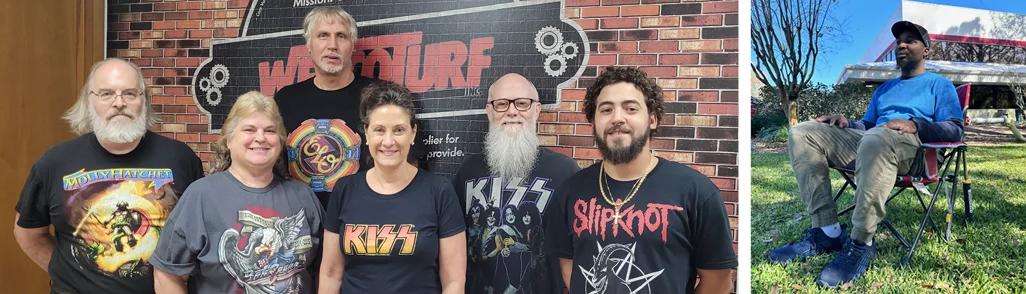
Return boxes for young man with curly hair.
[544,67,737,293]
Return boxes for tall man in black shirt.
[454,73,580,293]
[13,58,204,293]
[545,67,737,293]
[275,6,424,207]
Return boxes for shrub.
[757,124,790,143]
[752,112,787,137]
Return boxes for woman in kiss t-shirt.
[318,81,466,293]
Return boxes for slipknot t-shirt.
[545,158,737,294]
[15,132,204,294]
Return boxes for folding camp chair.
[832,83,972,267]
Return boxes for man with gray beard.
[274,6,427,208]
[13,58,204,293]
[453,73,580,294]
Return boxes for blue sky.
[797,0,1026,85]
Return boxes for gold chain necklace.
[599,153,658,220]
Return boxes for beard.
[485,118,540,183]
[595,124,649,165]
[315,54,348,74]
[895,52,923,73]
[91,104,147,144]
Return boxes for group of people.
[13,6,737,294]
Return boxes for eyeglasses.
[90,90,142,102]
[488,98,537,112]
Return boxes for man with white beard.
[13,58,204,293]
[453,73,580,294]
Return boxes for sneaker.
[768,224,847,263]
[816,238,877,288]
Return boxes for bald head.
[90,59,143,92]
[488,73,538,102]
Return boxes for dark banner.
[191,0,589,175]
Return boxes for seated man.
[769,20,964,288]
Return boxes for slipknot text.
[572,198,684,243]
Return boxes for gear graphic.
[206,87,223,106]
[544,54,567,77]
[199,77,212,92]
[210,64,230,88]
[561,42,578,60]
[534,26,563,55]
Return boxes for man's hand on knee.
[882,118,918,134]
[813,114,850,128]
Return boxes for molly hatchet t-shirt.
[545,157,738,294]
[14,132,204,294]
[149,171,324,294]
[453,148,580,294]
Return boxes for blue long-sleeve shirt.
[850,72,964,142]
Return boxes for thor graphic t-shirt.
[14,132,204,294]
[545,158,738,294]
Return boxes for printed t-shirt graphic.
[286,118,362,192]
[219,208,314,293]
[455,148,579,294]
[63,168,177,277]
[545,158,739,294]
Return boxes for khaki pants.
[788,121,922,244]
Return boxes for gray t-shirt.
[150,171,324,294]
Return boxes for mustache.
[501,117,527,124]
[604,125,632,134]
[106,109,135,120]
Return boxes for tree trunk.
[788,101,799,126]
[777,90,799,126]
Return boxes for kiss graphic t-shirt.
[453,148,579,294]
[14,132,204,294]
[274,75,427,207]
[325,169,465,293]
[545,158,738,294]
[150,171,324,294]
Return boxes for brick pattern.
[108,0,249,164]
[107,0,739,270]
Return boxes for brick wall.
[107,0,739,275]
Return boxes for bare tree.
[1006,72,1026,121]
[751,0,841,125]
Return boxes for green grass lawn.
[752,144,1026,293]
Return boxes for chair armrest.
[922,142,967,149]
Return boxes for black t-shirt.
[453,148,580,294]
[545,158,737,294]
[274,75,375,207]
[15,132,204,294]
[324,169,466,293]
